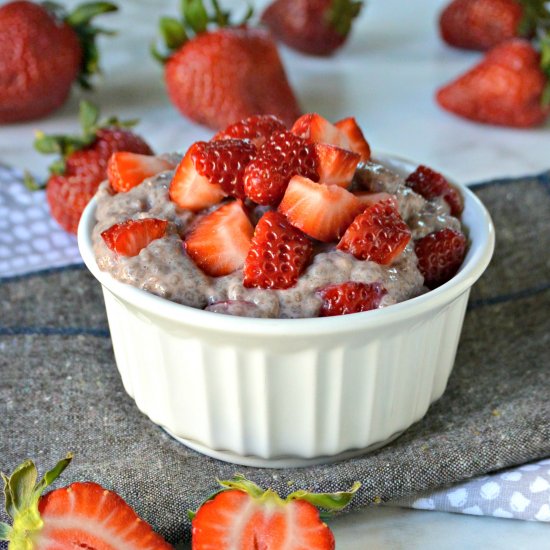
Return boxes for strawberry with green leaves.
[0,454,172,549]
[261,0,363,56]
[190,474,360,550]
[153,0,301,130]
[31,101,153,234]
[0,0,117,123]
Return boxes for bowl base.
[162,428,405,469]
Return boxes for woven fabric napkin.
[0,169,549,544]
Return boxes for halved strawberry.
[185,200,254,277]
[0,455,171,549]
[108,152,175,193]
[415,228,467,288]
[169,144,227,212]
[334,117,371,161]
[243,129,319,205]
[278,176,363,242]
[317,281,387,317]
[338,201,411,264]
[405,165,464,217]
[354,191,398,209]
[101,218,168,257]
[212,114,287,148]
[243,210,313,289]
[292,113,370,161]
[314,143,360,187]
[190,474,360,550]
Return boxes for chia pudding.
[92,157,464,319]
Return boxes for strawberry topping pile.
[99,112,468,317]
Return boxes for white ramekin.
[78,155,495,468]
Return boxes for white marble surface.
[1,0,548,547]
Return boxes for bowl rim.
[77,153,495,337]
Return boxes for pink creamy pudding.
[92,158,463,319]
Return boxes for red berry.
[243,130,319,205]
[338,201,411,264]
[101,218,169,257]
[108,153,175,193]
[314,143,360,187]
[415,228,467,288]
[317,281,387,316]
[212,114,287,148]
[405,165,463,217]
[243,210,313,289]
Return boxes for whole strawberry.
[153,0,301,130]
[0,1,117,123]
[439,0,538,51]
[261,0,363,56]
[32,101,153,234]
[190,474,360,550]
[436,38,550,127]
[0,454,172,548]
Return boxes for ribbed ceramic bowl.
[78,155,495,468]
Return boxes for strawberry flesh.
[212,114,287,148]
[317,281,387,316]
[101,218,168,257]
[185,200,254,277]
[415,228,467,288]
[405,165,463,217]
[243,129,319,205]
[314,143,360,187]
[334,117,371,161]
[338,201,411,264]
[243,210,313,289]
[108,152,174,193]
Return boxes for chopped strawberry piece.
[212,114,287,148]
[334,117,371,161]
[169,143,227,212]
[338,201,411,264]
[108,152,175,193]
[243,130,319,205]
[292,113,370,160]
[101,218,168,257]
[314,143,360,187]
[354,191,398,210]
[405,165,463,216]
[185,200,254,277]
[243,211,313,289]
[317,281,387,316]
[278,176,364,242]
[415,228,467,288]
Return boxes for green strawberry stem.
[42,1,118,89]
[541,33,550,106]
[0,454,73,546]
[517,0,550,37]
[188,473,361,520]
[152,0,253,63]
[325,0,363,37]
[33,100,138,177]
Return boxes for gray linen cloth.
[1,172,549,544]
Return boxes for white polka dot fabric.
[399,457,550,521]
[0,164,82,278]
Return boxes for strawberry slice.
[354,191,398,209]
[278,176,364,242]
[334,117,371,161]
[243,129,319,205]
[338,201,411,264]
[415,228,467,288]
[292,113,370,161]
[108,152,175,193]
[101,218,168,257]
[185,200,254,277]
[0,455,171,549]
[169,144,227,212]
[405,165,463,217]
[314,143,360,187]
[212,114,287,148]
[191,474,360,550]
[243,210,313,289]
[317,281,388,317]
